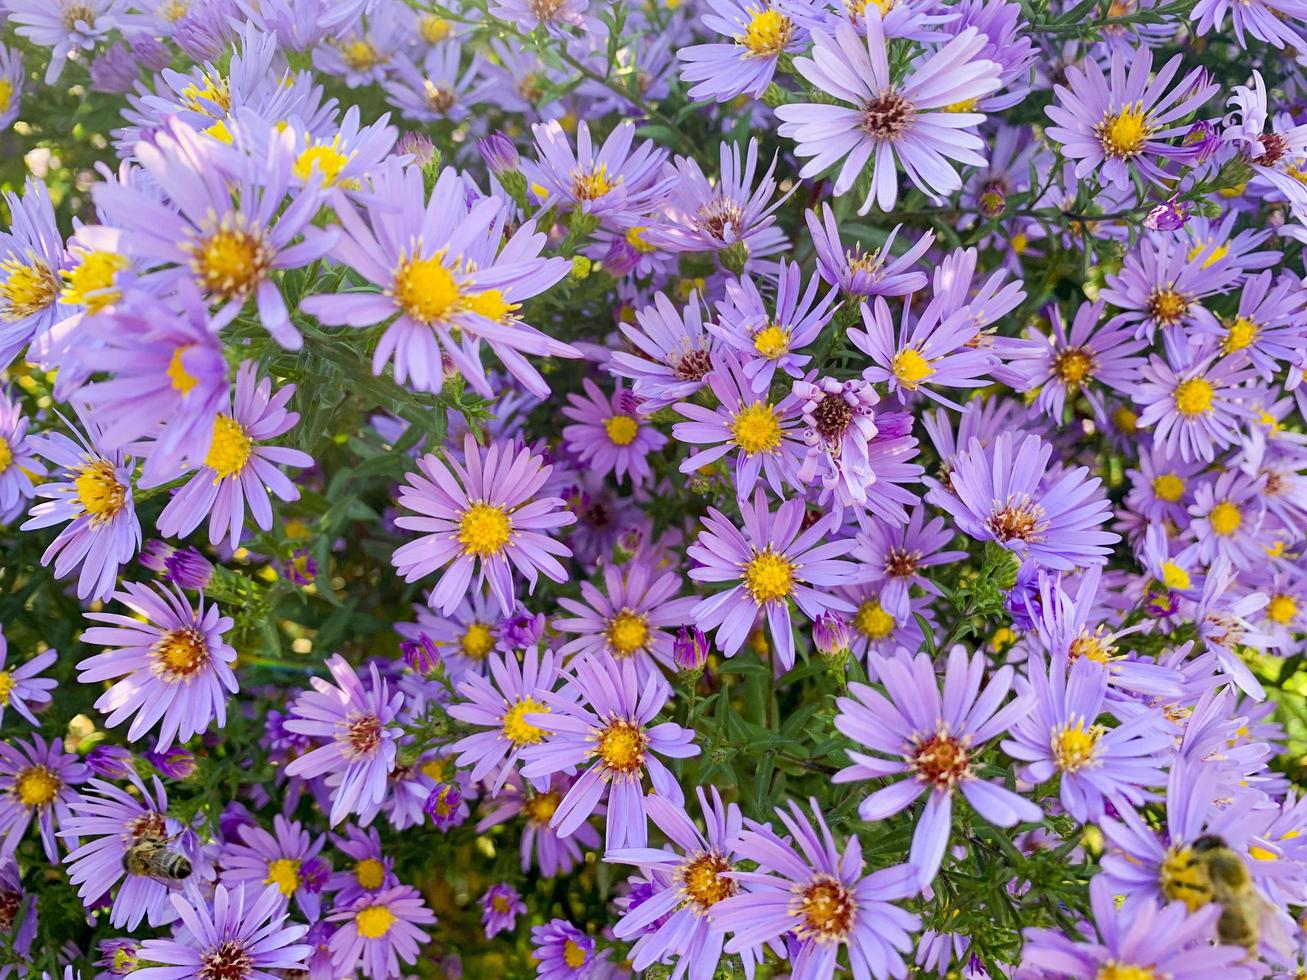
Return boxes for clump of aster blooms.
[6,3,1307,980]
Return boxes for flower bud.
[144,747,196,780]
[164,547,214,590]
[424,783,464,830]
[86,744,133,779]
[477,131,520,177]
[673,625,709,673]
[496,608,546,650]
[978,182,1006,219]
[813,612,851,661]
[402,633,441,674]
[139,539,175,574]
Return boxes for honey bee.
[1191,835,1263,953]
[122,831,192,884]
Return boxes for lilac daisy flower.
[713,798,921,980]
[0,44,25,131]
[326,885,435,980]
[1188,471,1270,570]
[852,296,997,410]
[480,883,525,939]
[0,628,55,727]
[793,376,881,507]
[490,0,589,32]
[283,655,404,825]
[926,431,1119,571]
[806,204,932,298]
[477,773,603,877]
[520,653,698,850]
[1002,657,1171,823]
[606,787,751,979]
[0,178,68,367]
[93,118,336,349]
[156,361,311,548]
[1133,353,1256,463]
[131,884,310,980]
[776,15,1001,213]
[300,162,574,399]
[382,45,491,124]
[678,1,804,102]
[611,291,721,412]
[554,560,698,676]
[834,646,1041,884]
[391,434,575,618]
[60,773,193,930]
[525,120,671,226]
[1193,0,1307,53]
[219,815,328,921]
[77,581,238,751]
[562,380,666,486]
[672,352,806,500]
[0,734,87,862]
[531,919,600,979]
[327,824,397,907]
[854,508,966,620]
[1044,45,1218,190]
[0,388,42,522]
[6,0,125,83]
[687,490,858,670]
[446,647,561,793]
[396,590,502,684]
[1202,270,1307,378]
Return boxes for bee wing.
[1255,890,1297,963]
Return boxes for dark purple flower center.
[673,348,713,382]
[198,939,254,980]
[813,395,853,443]
[862,91,915,141]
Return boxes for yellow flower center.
[606,610,649,656]
[0,436,11,474]
[419,14,450,41]
[1147,288,1188,326]
[743,548,795,604]
[1097,104,1152,157]
[152,627,209,681]
[1160,561,1191,591]
[1173,378,1214,418]
[730,401,783,454]
[854,598,895,640]
[457,503,513,558]
[1222,316,1258,355]
[753,324,790,360]
[205,415,253,479]
[421,758,447,781]
[604,415,639,446]
[596,719,646,774]
[1068,627,1114,665]
[1051,720,1103,772]
[1052,348,1094,386]
[524,790,560,825]
[625,226,656,253]
[355,905,396,939]
[391,254,459,325]
[681,852,736,911]
[343,40,384,72]
[0,80,12,115]
[62,251,128,313]
[563,940,589,969]
[502,696,550,747]
[572,165,614,201]
[1112,405,1137,434]
[0,671,12,705]
[1152,473,1185,502]
[167,345,199,396]
[461,622,496,660]
[739,7,792,56]
[1209,501,1242,536]
[180,73,230,116]
[1267,594,1297,625]
[464,288,517,322]
[891,347,934,388]
[1,259,59,320]
[796,875,856,941]
[1097,965,1155,980]
[75,459,128,521]
[192,222,268,300]
[293,135,354,187]
[264,858,301,897]
[354,858,386,890]
[14,765,60,807]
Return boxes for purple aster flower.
[446,647,561,792]
[95,937,141,980]
[396,590,502,684]
[708,260,838,387]
[490,0,589,32]
[678,1,804,102]
[611,291,721,412]
[776,15,1001,213]
[144,747,197,781]
[77,582,238,751]
[1044,45,1218,190]
[156,361,311,549]
[1145,197,1191,232]
[391,434,575,618]
[524,120,671,227]
[0,388,42,522]
[834,646,1040,884]
[1,177,70,364]
[89,42,139,94]
[6,0,124,84]
[85,745,133,780]
[854,508,966,619]
[476,773,602,877]
[495,606,547,652]
[219,815,327,921]
[606,787,752,978]
[423,782,465,830]
[672,352,806,500]
[327,825,396,907]
[0,628,55,727]
[520,653,698,850]
[480,883,525,939]
[1019,874,1260,979]
[1193,0,1307,50]
[280,549,317,587]
[1004,299,1147,420]
[1188,471,1270,570]
[0,44,25,131]
[806,204,932,298]
[300,162,574,399]
[60,773,193,930]
[1002,657,1171,823]
[283,655,404,825]
[646,139,790,270]
[382,44,492,124]
[326,885,435,980]
[310,11,404,87]
[853,296,997,410]
[0,734,87,862]
[688,490,858,670]
[1195,557,1277,699]
[1133,353,1256,463]
[562,380,666,486]
[531,919,600,979]
[554,561,698,676]
[131,884,310,980]
[1199,270,1307,379]
[926,431,1119,571]
[93,118,337,349]
[713,798,921,980]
